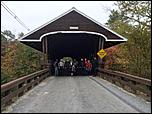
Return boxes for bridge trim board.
[19,7,127,42]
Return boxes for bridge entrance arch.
[41,31,107,61]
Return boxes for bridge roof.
[19,7,127,42]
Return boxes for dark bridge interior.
[47,33,100,60]
[21,33,121,61]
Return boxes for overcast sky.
[1,1,117,37]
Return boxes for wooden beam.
[98,37,101,50]
[42,38,45,67]
[45,36,48,64]
[98,37,101,60]
[101,38,104,49]
[98,37,104,67]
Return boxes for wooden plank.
[2,70,50,106]
[98,69,151,86]
[98,69,151,96]
[1,69,49,92]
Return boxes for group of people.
[52,57,98,76]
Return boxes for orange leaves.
[105,45,119,56]
[1,41,18,77]
[103,45,121,69]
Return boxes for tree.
[105,1,151,79]
[1,71,8,85]
[1,33,8,57]
[116,1,151,29]
[1,30,44,84]
[18,32,24,39]
[1,40,18,81]
[3,30,15,40]
[1,33,9,84]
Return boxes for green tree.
[105,1,151,79]
[116,1,151,29]
[1,33,9,84]
[1,33,7,57]
[1,30,44,84]
[3,30,15,40]
[14,42,42,78]
[18,32,24,39]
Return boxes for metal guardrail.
[1,68,50,110]
[98,68,151,101]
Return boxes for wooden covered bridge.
[1,7,151,113]
[19,7,127,62]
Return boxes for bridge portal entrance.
[19,7,127,76]
[45,32,104,76]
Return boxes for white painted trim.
[19,31,127,42]
[69,26,79,30]
[19,7,127,42]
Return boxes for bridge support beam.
[42,37,45,68]
[42,36,48,68]
[98,37,104,68]
[45,36,48,64]
[101,37,104,49]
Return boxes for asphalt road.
[3,76,151,113]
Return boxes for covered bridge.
[19,7,127,63]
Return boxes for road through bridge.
[2,75,151,113]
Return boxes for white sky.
[1,1,117,37]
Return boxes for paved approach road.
[3,76,151,113]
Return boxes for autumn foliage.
[1,36,44,84]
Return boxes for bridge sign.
[97,49,107,59]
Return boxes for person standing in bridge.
[73,59,78,76]
[91,57,98,76]
[71,63,76,76]
[58,59,64,76]
[64,60,70,76]
[53,59,58,76]
[83,58,88,76]
[79,58,85,75]
[86,60,92,75]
